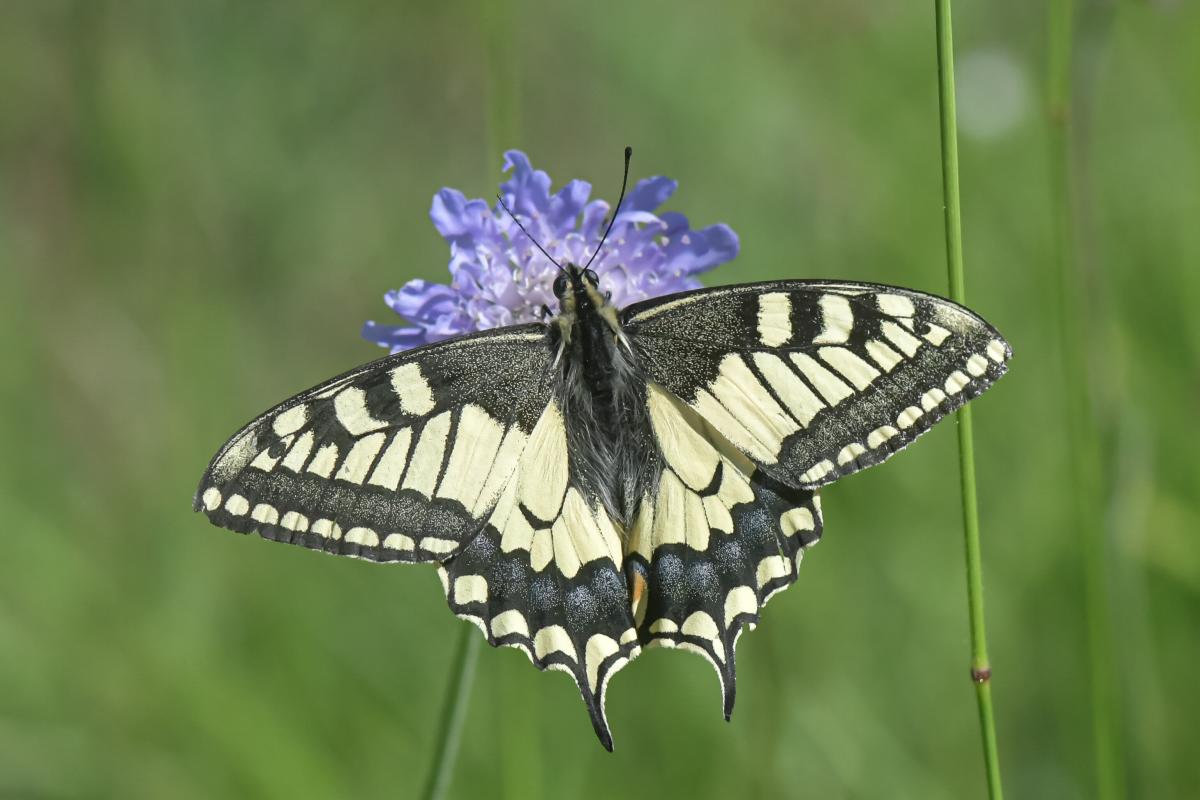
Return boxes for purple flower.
[362,150,740,352]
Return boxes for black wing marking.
[195,325,554,563]
[629,384,823,717]
[439,398,640,751]
[623,280,1011,489]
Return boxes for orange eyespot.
[626,563,649,627]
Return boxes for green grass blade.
[421,627,483,800]
[1047,2,1126,797]
[933,3,1005,798]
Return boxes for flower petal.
[547,179,592,231]
[662,222,740,277]
[430,189,492,244]
[624,176,677,213]
[361,320,431,351]
[580,200,611,240]
[613,210,667,229]
[501,150,553,218]
[385,280,461,319]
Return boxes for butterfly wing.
[628,385,823,717]
[439,398,640,751]
[621,280,1007,714]
[623,280,1011,489]
[195,325,554,563]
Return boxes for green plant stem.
[421,626,482,800]
[1047,2,1125,797]
[933,3,1004,798]
[480,0,521,183]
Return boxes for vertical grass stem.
[933,3,1005,798]
[421,628,483,800]
[1047,2,1125,796]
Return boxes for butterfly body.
[196,276,1010,750]
[551,264,659,529]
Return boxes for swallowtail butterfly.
[196,161,1011,750]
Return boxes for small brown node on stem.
[1048,103,1070,128]
[971,666,992,684]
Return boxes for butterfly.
[195,156,1011,750]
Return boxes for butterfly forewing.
[623,280,1012,489]
[195,325,553,563]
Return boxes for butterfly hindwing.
[439,399,641,750]
[623,280,1011,489]
[195,326,553,563]
[628,384,823,716]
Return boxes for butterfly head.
[552,263,600,300]
[550,263,626,353]
[553,262,611,317]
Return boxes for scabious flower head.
[362,151,740,352]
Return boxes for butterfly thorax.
[550,265,660,530]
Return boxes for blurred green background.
[2,1,1197,798]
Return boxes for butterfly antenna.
[584,145,632,270]
[496,193,564,272]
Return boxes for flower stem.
[933,3,1004,798]
[1047,2,1125,797]
[421,626,482,800]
